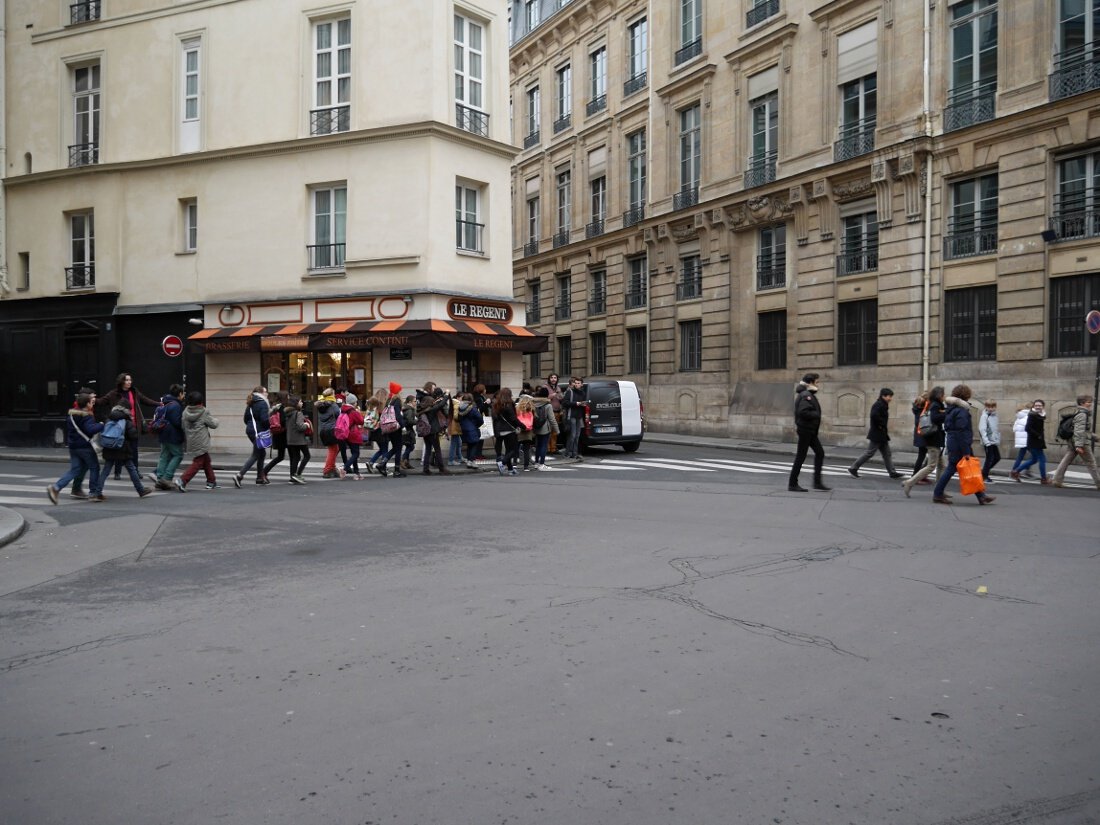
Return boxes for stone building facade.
[0,0,538,450]
[510,0,1100,445]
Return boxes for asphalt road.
[1,445,1099,825]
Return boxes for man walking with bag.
[1052,395,1100,490]
[788,373,830,492]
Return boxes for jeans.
[911,446,928,476]
[534,432,551,465]
[343,443,361,475]
[1011,448,1031,471]
[239,436,267,479]
[181,453,216,486]
[789,432,825,486]
[448,435,463,463]
[262,443,287,477]
[156,442,184,480]
[981,445,1001,480]
[519,440,533,469]
[1017,449,1047,477]
[94,459,144,495]
[934,450,986,501]
[850,441,898,475]
[565,417,583,457]
[55,448,100,494]
[288,445,311,477]
[500,433,519,470]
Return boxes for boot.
[401,459,411,470]
[1040,476,1052,486]
[813,480,832,491]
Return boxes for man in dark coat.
[848,388,904,479]
[788,373,830,492]
[152,384,186,490]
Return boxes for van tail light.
[583,401,592,435]
[639,399,646,430]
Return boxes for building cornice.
[31,0,251,43]
[3,122,517,187]
[723,23,800,66]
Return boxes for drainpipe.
[920,0,933,387]
[0,0,8,296]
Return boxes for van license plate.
[595,425,617,434]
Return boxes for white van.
[574,380,645,452]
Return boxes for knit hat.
[321,388,335,398]
[343,393,358,407]
[389,381,402,396]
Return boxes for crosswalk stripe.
[600,459,715,472]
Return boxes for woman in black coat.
[1011,400,1050,483]
[233,386,271,487]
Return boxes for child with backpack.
[151,384,186,490]
[316,388,342,478]
[401,395,418,470]
[90,396,153,501]
[284,395,312,484]
[531,386,559,470]
[456,393,484,468]
[516,394,536,471]
[373,382,405,477]
[261,392,289,481]
[176,390,220,491]
[362,392,386,474]
[336,393,364,479]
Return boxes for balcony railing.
[552,228,570,248]
[585,218,605,239]
[675,37,702,66]
[310,106,350,136]
[70,0,100,24]
[745,151,777,189]
[588,293,607,316]
[673,186,699,211]
[307,243,346,271]
[555,303,572,321]
[553,113,572,134]
[834,117,876,161]
[456,220,485,254]
[68,142,99,167]
[944,227,997,259]
[746,0,779,28]
[943,80,995,132]
[524,130,541,149]
[756,252,786,290]
[586,95,607,117]
[623,72,647,97]
[676,270,702,301]
[523,239,540,257]
[625,288,647,310]
[1051,43,1100,101]
[623,205,645,228]
[65,264,95,290]
[527,303,541,324]
[1049,194,1100,242]
[836,247,878,276]
[456,104,489,137]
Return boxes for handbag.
[249,408,272,449]
[956,455,985,496]
[478,418,494,441]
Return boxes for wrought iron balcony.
[834,117,876,161]
[622,205,645,228]
[523,130,541,149]
[588,293,607,316]
[70,0,100,24]
[745,151,777,189]
[746,0,779,28]
[623,72,647,97]
[836,247,878,276]
[68,142,99,167]
[552,228,570,248]
[555,303,572,321]
[456,104,489,137]
[586,95,607,117]
[943,80,995,132]
[673,187,699,211]
[756,253,786,290]
[553,113,572,134]
[310,106,350,136]
[676,269,702,301]
[526,303,541,324]
[456,220,485,254]
[585,218,605,239]
[1049,194,1100,242]
[1051,43,1100,101]
[944,227,997,259]
[625,288,647,310]
[523,239,540,257]
[307,243,346,271]
[65,265,95,290]
[675,37,702,66]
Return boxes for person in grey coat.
[284,395,313,484]
[1052,395,1100,489]
[176,390,220,491]
[848,388,903,479]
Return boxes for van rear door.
[586,382,623,437]
[619,381,642,437]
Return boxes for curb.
[0,506,28,548]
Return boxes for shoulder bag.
[250,408,273,449]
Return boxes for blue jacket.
[243,394,270,437]
[157,395,186,445]
[66,409,104,451]
[943,403,974,456]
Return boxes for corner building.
[510,0,1100,444]
[1,0,541,451]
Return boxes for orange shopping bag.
[957,455,985,496]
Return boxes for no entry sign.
[1087,309,1100,335]
[162,335,184,357]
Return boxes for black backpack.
[1057,411,1077,442]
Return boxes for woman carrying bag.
[233,386,271,487]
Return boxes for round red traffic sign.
[1087,310,1100,335]
[162,335,184,357]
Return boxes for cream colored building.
[510,0,1100,445]
[1,0,541,451]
